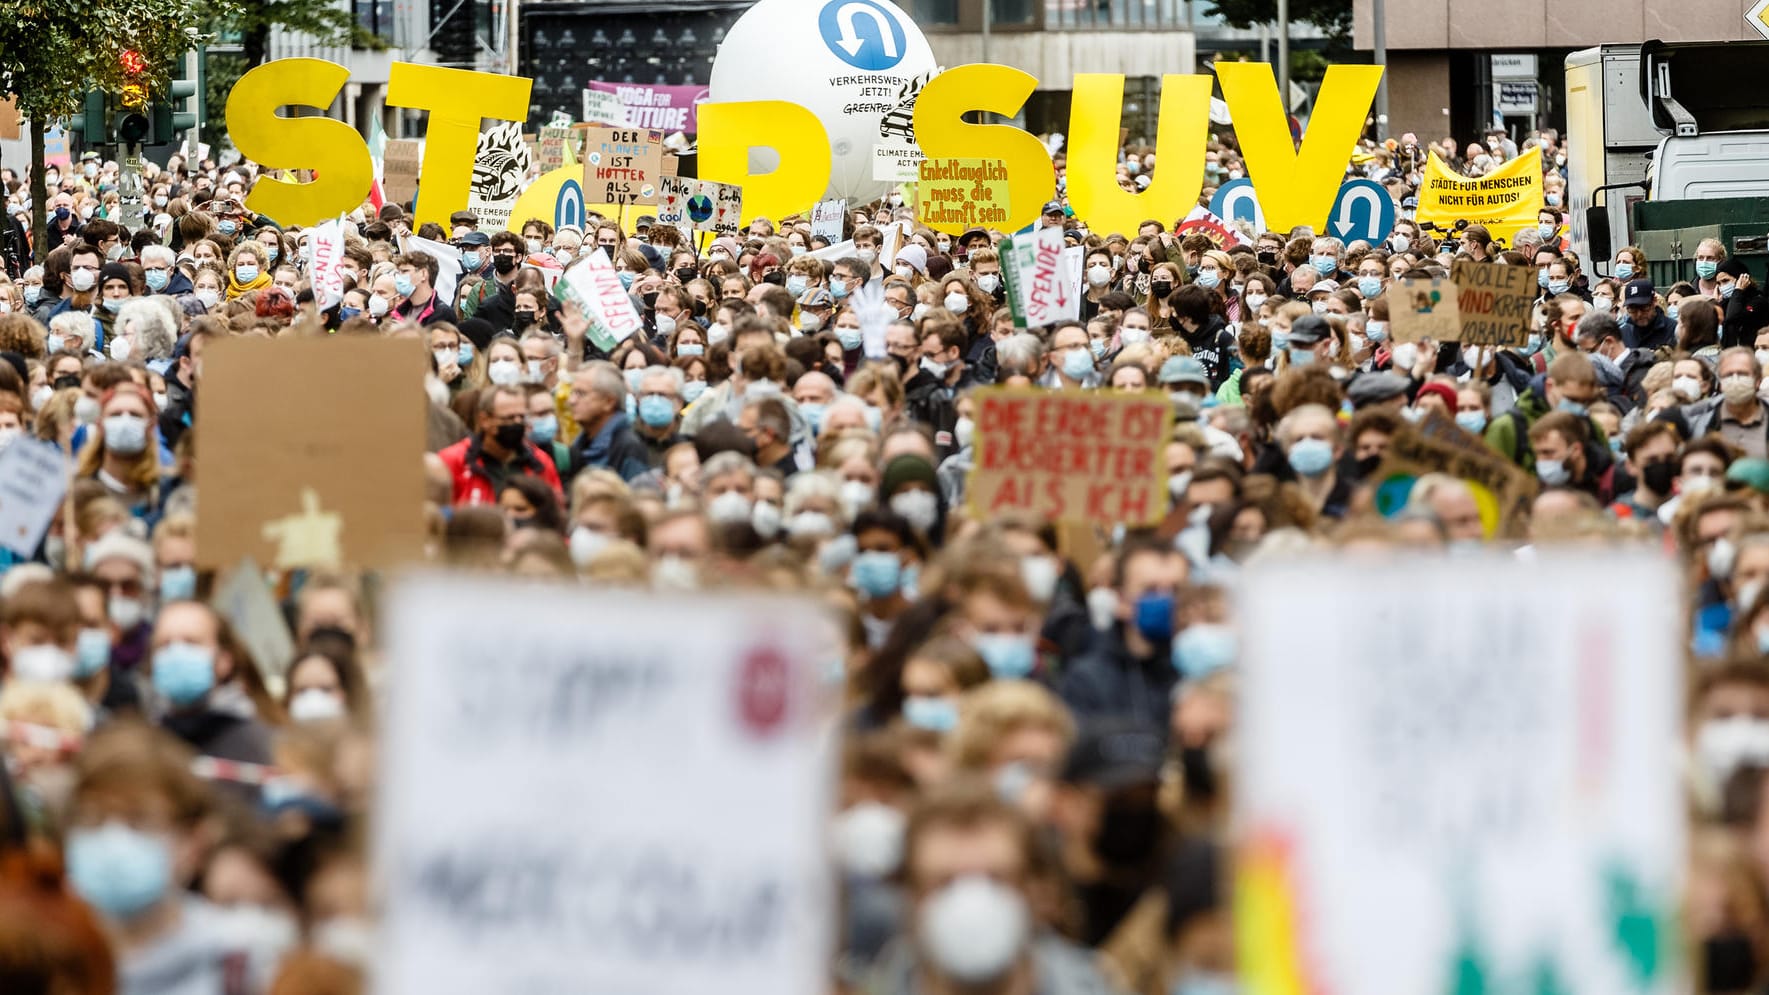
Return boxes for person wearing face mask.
[1484,351,1610,475]
[1609,419,1682,525]
[1059,534,1187,732]
[0,576,82,685]
[47,241,103,325]
[1166,285,1237,388]
[846,510,923,648]
[438,384,566,505]
[880,455,944,541]
[905,321,973,459]
[148,599,281,763]
[458,232,524,329]
[1671,347,1769,459]
[92,262,136,343]
[1527,411,1612,501]
[137,244,192,300]
[390,251,456,327]
[870,783,1116,995]
[1618,279,1675,352]
[75,384,162,521]
[1717,258,1769,350]
[1275,403,1355,519]
[738,396,801,478]
[565,362,652,482]
[64,722,281,994]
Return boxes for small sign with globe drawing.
[658,176,744,239]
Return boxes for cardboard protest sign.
[0,438,70,558]
[306,219,346,310]
[0,97,19,141]
[1450,260,1534,346]
[914,158,1010,234]
[558,249,644,352]
[967,388,1171,526]
[377,575,835,995]
[1002,227,1070,329]
[582,127,663,206]
[1369,413,1538,538]
[1416,146,1545,244]
[468,121,532,232]
[194,337,427,571]
[382,139,421,208]
[580,88,631,127]
[658,175,742,237]
[811,198,846,243]
[1390,275,1461,345]
[1236,550,1684,995]
[537,125,576,174]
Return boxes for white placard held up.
[375,576,835,995]
[1058,244,1084,322]
[1234,552,1685,995]
[811,199,847,244]
[1007,226,1067,328]
[581,88,632,127]
[0,438,69,558]
[560,248,645,350]
[306,219,346,310]
[403,234,461,316]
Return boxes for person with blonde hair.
[224,240,272,300]
[947,679,1077,819]
[74,381,160,521]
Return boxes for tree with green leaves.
[0,0,219,261]
[1203,0,1352,47]
[199,0,386,67]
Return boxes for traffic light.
[112,49,152,145]
[66,91,108,142]
[153,77,197,145]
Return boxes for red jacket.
[437,435,564,507]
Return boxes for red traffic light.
[120,49,147,75]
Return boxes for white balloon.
[708,0,937,206]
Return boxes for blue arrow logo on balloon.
[1326,179,1395,244]
[819,0,907,71]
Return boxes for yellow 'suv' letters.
[226,59,371,227]
[913,64,1055,235]
[385,64,532,230]
[1067,74,1212,241]
[698,101,833,227]
[1215,62,1383,234]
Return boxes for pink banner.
[584,81,709,134]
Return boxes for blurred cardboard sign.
[0,438,69,558]
[1450,260,1534,346]
[195,337,427,571]
[211,557,295,682]
[377,575,836,995]
[1236,549,1684,995]
[0,98,19,141]
[967,388,1171,527]
[1370,413,1537,538]
[1390,275,1461,344]
[383,139,421,208]
[581,127,662,206]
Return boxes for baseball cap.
[1288,314,1332,345]
[1309,280,1340,297]
[1041,200,1065,216]
[798,287,833,308]
[1623,278,1655,308]
[454,230,490,247]
[635,215,657,230]
[1158,355,1210,387]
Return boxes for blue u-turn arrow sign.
[1325,179,1396,244]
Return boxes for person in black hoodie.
[1167,284,1237,389]
[150,601,276,765]
[1719,258,1769,349]
[903,318,972,460]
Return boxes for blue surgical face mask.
[1311,254,1337,276]
[1455,410,1488,434]
[1537,268,1550,288]
[682,380,708,403]
[1537,223,1555,239]
[457,342,474,366]
[1722,283,1738,299]
[216,219,237,235]
[394,273,415,297]
[1063,348,1094,381]
[1546,193,1562,207]
[1556,398,1588,417]
[1358,276,1383,298]
[1288,346,1315,367]
[460,251,481,271]
[1272,329,1291,351]
[1536,458,1569,485]
[152,641,215,706]
[530,414,559,445]
[1614,262,1634,281]
[786,275,808,297]
[1288,437,1335,477]
[972,633,1036,678]
[1548,280,1569,295]
[1171,623,1236,678]
[1195,270,1220,290]
[677,343,705,357]
[618,270,637,290]
[74,627,111,678]
[837,326,863,351]
[235,264,259,284]
[1364,320,1387,343]
[829,279,850,300]
[66,823,172,920]
[1133,592,1176,643]
[850,551,903,600]
[903,695,959,732]
[159,564,197,602]
[338,306,360,321]
[637,394,676,428]
[1697,260,1719,280]
[1667,304,1680,323]
[144,269,169,292]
